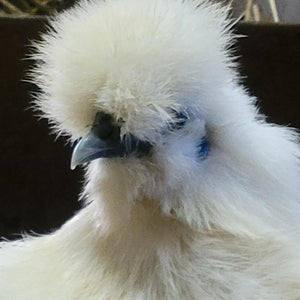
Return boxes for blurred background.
[220,0,300,23]
[0,1,299,240]
[1,0,300,23]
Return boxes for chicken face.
[71,108,210,169]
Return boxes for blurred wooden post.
[244,0,253,22]
[252,4,261,22]
[213,0,299,23]
[269,0,279,22]
[0,0,22,13]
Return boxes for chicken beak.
[71,132,152,170]
[71,112,153,170]
[70,132,126,170]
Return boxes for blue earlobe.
[196,137,210,160]
[171,109,210,160]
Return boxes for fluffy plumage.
[1,0,300,299]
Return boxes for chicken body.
[1,0,300,299]
[2,200,300,300]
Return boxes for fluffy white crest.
[31,0,234,142]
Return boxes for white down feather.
[1,0,300,299]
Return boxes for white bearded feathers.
[1,0,300,299]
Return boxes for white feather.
[1,0,300,299]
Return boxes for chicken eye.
[168,110,188,131]
[174,111,188,129]
[92,112,118,139]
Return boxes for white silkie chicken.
[1,0,300,299]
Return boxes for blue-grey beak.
[71,112,152,170]
[71,131,126,170]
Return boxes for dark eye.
[92,112,119,139]
[174,111,188,129]
[168,110,188,131]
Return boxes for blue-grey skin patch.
[197,137,210,160]
[172,110,210,160]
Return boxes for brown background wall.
[0,17,299,239]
